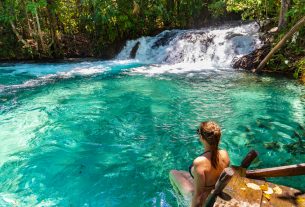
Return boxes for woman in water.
[169,121,230,207]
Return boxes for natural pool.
[1,21,305,207]
[0,60,304,206]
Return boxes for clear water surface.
[0,60,304,207]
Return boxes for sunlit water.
[1,22,305,207]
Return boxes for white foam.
[1,65,106,93]
[129,62,229,76]
[117,22,262,71]
[1,59,143,92]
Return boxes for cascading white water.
[0,22,263,92]
[117,22,262,71]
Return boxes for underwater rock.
[130,41,140,59]
[264,142,281,150]
[298,123,305,131]
[284,142,305,155]
[291,131,302,139]
[245,126,251,132]
[79,164,85,174]
[255,119,273,129]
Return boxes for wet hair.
[199,121,221,168]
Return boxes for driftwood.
[203,167,234,207]
[256,15,305,72]
[246,163,305,179]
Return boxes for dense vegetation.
[0,0,304,78]
[0,0,223,60]
[222,0,305,79]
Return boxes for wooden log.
[203,167,234,207]
[215,169,265,207]
[241,150,258,168]
[246,163,305,179]
[215,168,304,207]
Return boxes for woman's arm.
[190,165,207,207]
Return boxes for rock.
[259,19,274,32]
[284,141,305,154]
[179,31,215,46]
[264,142,280,150]
[298,123,305,131]
[130,41,140,59]
[152,31,178,48]
[245,126,251,132]
[291,131,302,139]
[232,45,270,71]
[268,27,279,34]
[225,32,243,40]
[255,119,273,129]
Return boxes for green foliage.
[294,57,305,79]
[287,0,305,24]
[0,0,304,64]
[226,0,278,20]
[208,0,226,17]
[26,0,47,14]
[0,0,217,60]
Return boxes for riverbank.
[232,22,305,83]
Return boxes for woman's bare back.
[192,150,230,187]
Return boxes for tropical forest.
[0,0,305,206]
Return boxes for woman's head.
[197,121,221,168]
[198,121,221,146]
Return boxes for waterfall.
[0,22,263,93]
[117,22,262,70]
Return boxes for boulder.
[130,41,140,59]
[232,45,270,71]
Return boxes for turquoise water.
[0,61,304,206]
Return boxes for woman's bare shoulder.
[219,149,229,156]
[193,156,208,166]
[219,150,230,165]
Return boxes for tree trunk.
[9,20,31,48]
[30,13,39,51]
[33,0,46,53]
[3,0,31,49]
[46,0,62,57]
[278,0,291,30]
[256,15,305,72]
[21,1,32,39]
